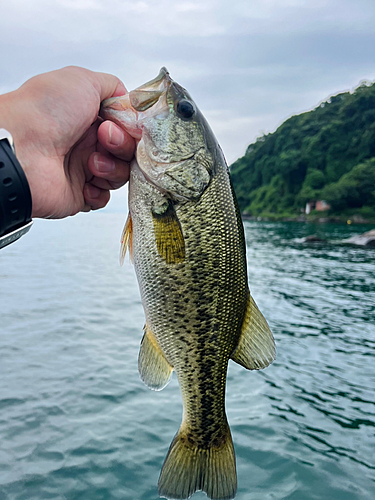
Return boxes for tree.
[321,158,375,211]
[230,80,375,217]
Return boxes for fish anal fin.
[231,293,276,370]
[152,204,185,264]
[120,212,133,266]
[138,325,173,391]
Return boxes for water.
[0,213,374,500]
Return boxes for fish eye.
[176,99,195,120]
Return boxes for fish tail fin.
[158,423,237,500]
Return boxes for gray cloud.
[1,0,375,211]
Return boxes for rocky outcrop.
[343,229,375,247]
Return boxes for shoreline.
[241,214,375,225]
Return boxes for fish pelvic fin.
[231,292,276,370]
[152,203,185,264]
[138,325,173,391]
[120,212,133,266]
[158,423,237,500]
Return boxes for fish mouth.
[129,66,171,111]
[99,67,172,139]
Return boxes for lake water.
[0,213,374,500]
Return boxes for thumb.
[91,70,128,101]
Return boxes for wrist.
[0,90,42,218]
[0,129,33,248]
[0,93,34,248]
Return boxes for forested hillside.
[230,81,375,220]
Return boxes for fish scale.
[131,157,245,471]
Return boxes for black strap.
[0,139,32,238]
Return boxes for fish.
[100,68,275,500]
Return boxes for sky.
[1,0,375,212]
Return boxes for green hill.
[230,81,375,221]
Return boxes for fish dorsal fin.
[231,293,276,370]
[138,325,174,391]
[152,204,185,264]
[120,213,133,266]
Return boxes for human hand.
[0,66,135,218]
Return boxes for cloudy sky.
[1,0,375,210]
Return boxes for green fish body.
[101,68,275,500]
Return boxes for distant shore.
[241,213,375,224]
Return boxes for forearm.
[0,89,27,148]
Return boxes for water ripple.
[0,216,374,499]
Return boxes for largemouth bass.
[100,68,275,500]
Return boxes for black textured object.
[0,138,32,247]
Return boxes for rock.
[351,215,369,224]
[302,235,326,243]
[343,229,375,246]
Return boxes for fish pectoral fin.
[138,325,173,391]
[120,212,133,266]
[231,292,276,370]
[152,203,185,264]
